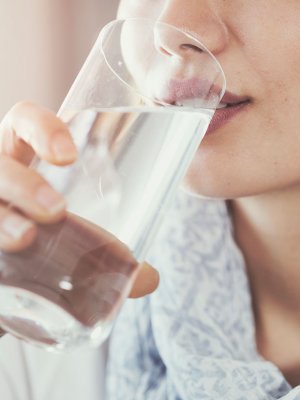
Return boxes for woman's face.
[118,1,300,199]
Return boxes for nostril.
[157,44,202,58]
[180,43,204,53]
[153,24,206,58]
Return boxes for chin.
[181,174,300,201]
[182,170,236,200]
[180,182,234,200]
[182,156,284,200]
[182,171,272,200]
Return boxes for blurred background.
[0,0,119,118]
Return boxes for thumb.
[129,262,160,298]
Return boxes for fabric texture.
[107,190,300,400]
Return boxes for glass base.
[0,285,111,351]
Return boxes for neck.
[231,185,300,313]
[230,185,300,385]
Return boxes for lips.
[157,77,212,104]
[219,91,250,107]
[154,78,250,134]
[206,100,250,135]
[154,77,224,108]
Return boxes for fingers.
[0,101,71,250]
[0,205,37,252]
[0,154,66,224]
[0,101,77,165]
[129,262,160,298]
[0,102,159,301]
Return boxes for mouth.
[153,77,223,109]
[218,91,251,109]
[153,78,251,134]
[206,91,251,135]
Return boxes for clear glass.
[0,18,226,351]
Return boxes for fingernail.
[52,136,77,161]
[1,214,33,240]
[36,185,66,214]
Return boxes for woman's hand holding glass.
[0,101,159,336]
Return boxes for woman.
[1,0,300,399]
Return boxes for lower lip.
[205,102,250,135]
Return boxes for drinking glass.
[0,18,225,351]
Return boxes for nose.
[154,0,229,57]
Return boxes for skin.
[1,0,300,386]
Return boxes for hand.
[129,262,159,298]
[0,101,159,338]
[0,101,77,251]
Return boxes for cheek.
[182,19,300,198]
[182,91,300,200]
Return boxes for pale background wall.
[0,4,118,399]
[0,1,120,118]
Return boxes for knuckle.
[9,102,69,141]
[0,156,41,198]
[0,208,37,252]
[0,154,10,169]
[1,101,38,140]
[9,100,37,117]
[15,173,45,201]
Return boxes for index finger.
[0,101,77,165]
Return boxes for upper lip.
[219,91,250,107]
[154,77,250,107]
